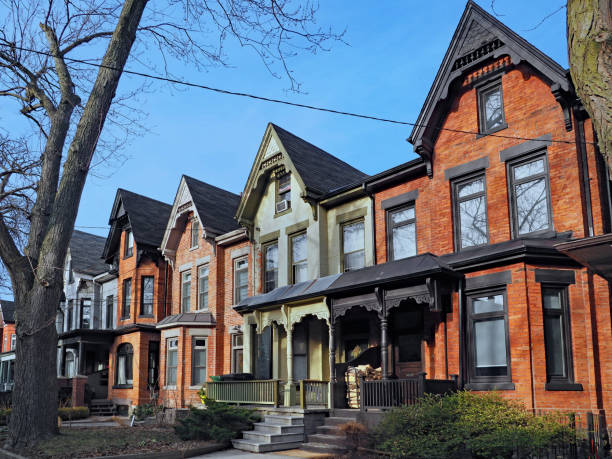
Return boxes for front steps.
[89,399,116,416]
[232,414,305,453]
[301,409,359,455]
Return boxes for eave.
[555,234,612,282]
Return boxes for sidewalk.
[193,448,331,458]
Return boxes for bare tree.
[567,0,612,172]
[0,0,341,448]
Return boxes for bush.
[133,403,156,421]
[174,398,260,444]
[338,421,368,451]
[58,406,89,421]
[374,391,575,459]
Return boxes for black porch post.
[380,313,389,380]
[328,320,336,408]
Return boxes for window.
[140,276,154,316]
[276,172,291,213]
[166,338,178,386]
[80,298,91,329]
[263,242,278,293]
[231,334,244,373]
[234,257,249,303]
[453,174,489,250]
[116,343,133,386]
[466,290,512,388]
[56,309,64,335]
[67,299,74,330]
[478,81,506,134]
[148,342,159,389]
[342,220,365,271]
[198,265,209,310]
[542,286,575,386]
[122,278,132,319]
[191,219,200,248]
[10,334,16,351]
[191,338,207,386]
[65,351,75,378]
[387,205,416,260]
[509,154,552,236]
[124,229,134,257]
[181,271,191,312]
[106,295,114,329]
[291,232,308,283]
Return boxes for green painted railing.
[299,380,329,409]
[206,380,280,406]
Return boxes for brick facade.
[1,323,15,353]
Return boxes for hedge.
[58,406,89,420]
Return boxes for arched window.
[116,343,133,386]
[65,351,75,378]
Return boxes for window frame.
[115,343,133,388]
[234,256,249,304]
[197,264,209,311]
[140,276,154,317]
[452,171,490,251]
[10,334,16,351]
[105,295,114,329]
[341,219,366,272]
[290,231,308,284]
[190,219,200,249]
[80,298,92,329]
[275,172,292,213]
[121,278,132,319]
[165,337,178,387]
[465,288,514,390]
[386,203,417,261]
[477,79,507,135]
[507,151,554,238]
[231,333,244,374]
[181,270,191,313]
[191,337,207,386]
[541,284,579,390]
[124,229,134,258]
[263,241,278,293]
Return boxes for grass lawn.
[9,426,222,458]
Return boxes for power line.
[1,44,592,146]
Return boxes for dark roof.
[272,124,368,195]
[0,300,15,324]
[408,1,571,158]
[157,312,215,328]
[116,189,172,248]
[183,176,241,235]
[555,234,612,281]
[69,230,108,276]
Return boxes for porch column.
[59,345,65,377]
[78,341,84,375]
[380,313,389,380]
[328,321,335,409]
[284,325,296,406]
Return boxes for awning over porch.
[556,234,612,282]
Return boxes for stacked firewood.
[345,365,382,408]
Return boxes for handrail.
[299,379,329,409]
[206,379,280,407]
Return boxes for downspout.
[575,111,594,237]
[457,279,464,390]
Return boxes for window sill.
[138,314,154,318]
[476,123,508,139]
[189,246,199,252]
[123,254,133,260]
[273,208,292,218]
[193,308,209,313]
[120,317,130,321]
[163,385,177,390]
[112,384,133,389]
[545,382,583,391]
[189,385,204,390]
[464,382,515,391]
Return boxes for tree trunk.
[567,0,612,171]
[7,0,149,448]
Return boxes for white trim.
[196,256,210,266]
[161,329,180,338]
[179,262,193,272]
[188,328,212,336]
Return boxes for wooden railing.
[299,380,329,409]
[360,374,457,411]
[206,379,280,406]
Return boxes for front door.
[293,321,308,381]
[392,308,423,377]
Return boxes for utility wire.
[1,44,593,146]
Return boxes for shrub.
[174,398,260,444]
[58,406,89,421]
[374,391,575,459]
[133,403,157,421]
[338,421,368,451]
[0,408,11,426]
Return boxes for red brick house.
[0,299,15,391]
[102,189,173,411]
[157,176,248,407]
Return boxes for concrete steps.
[232,414,305,453]
[301,409,360,455]
[89,399,115,416]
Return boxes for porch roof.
[555,233,612,282]
[156,311,216,329]
[235,253,457,313]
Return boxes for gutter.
[215,227,248,246]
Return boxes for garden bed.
[2,426,224,458]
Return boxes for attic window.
[276,173,291,213]
[191,219,200,248]
[124,230,134,258]
[478,80,506,134]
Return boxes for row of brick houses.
[4,1,608,432]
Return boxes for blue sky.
[4,1,569,240]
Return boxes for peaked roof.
[103,189,172,260]
[408,1,571,161]
[271,124,368,195]
[183,176,241,235]
[0,299,15,324]
[69,230,108,276]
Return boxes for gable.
[408,1,573,176]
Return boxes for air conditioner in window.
[276,200,289,213]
